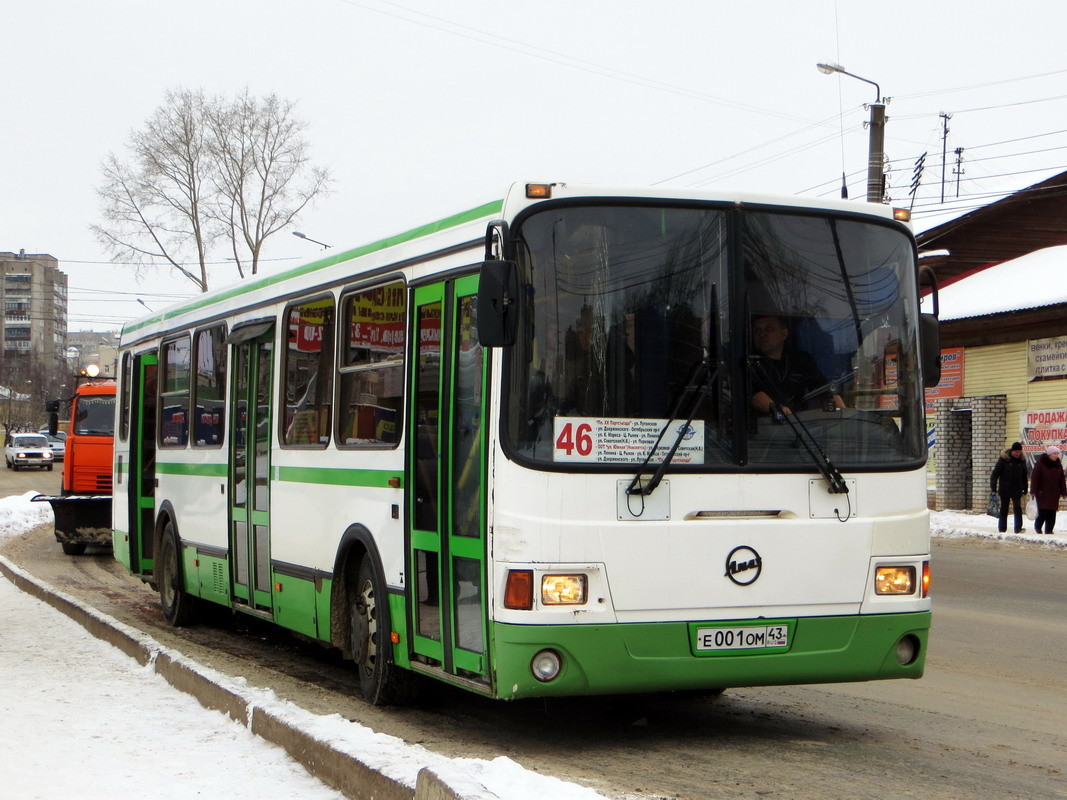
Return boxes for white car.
[5,433,55,471]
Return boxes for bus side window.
[193,325,227,447]
[160,335,191,447]
[337,281,406,448]
[282,295,335,447]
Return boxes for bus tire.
[61,542,87,555]
[159,520,197,627]
[350,556,418,706]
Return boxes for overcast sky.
[5,0,1067,331]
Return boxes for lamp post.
[292,231,331,249]
[817,62,886,203]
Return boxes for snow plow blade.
[31,494,113,551]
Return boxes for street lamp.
[292,231,331,249]
[817,62,886,204]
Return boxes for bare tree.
[93,88,330,292]
[208,89,331,278]
[93,89,217,292]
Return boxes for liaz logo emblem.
[724,545,762,586]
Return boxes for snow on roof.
[936,245,1067,321]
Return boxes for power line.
[895,68,1067,101]
[337,0,816,124]
[892,93,1067,120]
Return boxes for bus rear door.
[124,353,158,577]
[229,325,275,616]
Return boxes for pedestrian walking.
[990,442,1029,533]
[1029,445,1066,534]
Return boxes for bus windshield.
[504,203,926,471]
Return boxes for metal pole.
[866,103,886,203]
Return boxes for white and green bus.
[113,183,939,704]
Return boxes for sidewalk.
[930,508,1067,548]
[0,492,607,800]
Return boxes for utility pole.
[953,147,965,198]
[867,101,887,203]
[940,112,952,204]
[816,63,886,204]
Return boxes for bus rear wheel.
[61,542,87,555]
[350,556,418,706]
[159,521,197,627]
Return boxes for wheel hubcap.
[354,579,378,673]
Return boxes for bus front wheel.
[159,521,197,627]
[350,556,418,706]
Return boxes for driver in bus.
[750,314,844,417]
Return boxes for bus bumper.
[490,611,930,700]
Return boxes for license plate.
[695,624,789,651]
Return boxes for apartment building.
[0,250,68,369]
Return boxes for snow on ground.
[0,574,351,800]
[1,490,1063,800]
[0,492,608,800]
[929,505,1067,547]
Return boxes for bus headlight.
[875,566,916,595]
[541,574,587,605]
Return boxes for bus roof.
[120,183,906,346]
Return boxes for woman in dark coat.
[1029,445,1067,534]
[991,442,1029,533]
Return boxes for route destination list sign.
[552,417,705,464]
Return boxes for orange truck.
[34,379,116,555]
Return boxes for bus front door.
[409,274,489,685]
[229,329,275,615]
[126,353,157,577]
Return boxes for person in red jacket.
[1029,445,1067,534]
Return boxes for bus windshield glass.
[504,203,925,470]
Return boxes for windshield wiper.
[749,356,850,495]
[626,354,718,497]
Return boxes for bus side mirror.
[918,264,941,388]
[920,314,941,388]
[45,399,60,413]
[477,260,518,347]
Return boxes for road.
[2,467,1065,799]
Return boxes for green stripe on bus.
[124,199,504,335]
[274,466,402,488]
[156,462,229,477]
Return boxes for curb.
[0,555,501,800]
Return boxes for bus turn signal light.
[504,569,534,609]
[922,561,930,598]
